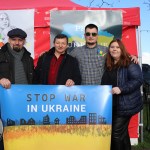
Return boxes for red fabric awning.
[0,0,82,9]
[35,7,140,27]
[0,0,140,26]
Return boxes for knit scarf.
[7,44,28,84]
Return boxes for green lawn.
[132,104,150,150]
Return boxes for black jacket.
[0,43,34,84]
[34,47,81,85]
[101,63,143,116]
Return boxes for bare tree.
[144,0,150,9]
[88,0,118,7]
[96,0,114,8]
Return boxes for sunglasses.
[85,32,98,37]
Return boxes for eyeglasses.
[85,32,98,37]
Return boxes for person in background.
[0,28,34,150]
[101,39,143,150]
[34,34,81,86]
[70,23,138,85]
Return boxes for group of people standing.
[0,24,143,150]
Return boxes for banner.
[0,85,112,150]
[50,10,122,52]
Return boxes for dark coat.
[34,47,81,85]
[0,43,34,84]
[101,63,143,116]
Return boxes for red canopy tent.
[0,0,141,145]
[35,7,140,65]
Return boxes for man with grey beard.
[0,28,34,150]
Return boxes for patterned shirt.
[70,44,108,85]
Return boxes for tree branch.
[144,0,150,10]
[89,0,114,8]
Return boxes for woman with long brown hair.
[101,39,143,150]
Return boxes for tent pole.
[137,26,143,143]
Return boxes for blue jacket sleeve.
[119,63,143,94]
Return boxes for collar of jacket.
[48,47,67,56]
[1,43,31,56]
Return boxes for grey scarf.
[7,44,28,84]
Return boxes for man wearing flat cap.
[7,28,27,39]
[0,28,34,150]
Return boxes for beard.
[86,41,97,46]
[87,42,96,45]
[13,46,22,52]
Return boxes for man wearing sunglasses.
[70,24,108,85]
[70,23,138,85]
[84,29,98,48]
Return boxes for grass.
[132,103,150,150]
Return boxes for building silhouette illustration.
[98,116,106,124]
[43,115,50,125]
[27,118,35,125]
[89,113,97,124]
[54,118,60,125]
[5,113,107,126]
[20,119,27,125]
[78,116,87,124]
[7,119,15,126]
[66,116,76,124]
[20,118,35,125]
[66,116,87,124]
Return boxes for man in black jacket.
[0,28,34,88]
[34,34,81,86]
[0,28,34,150]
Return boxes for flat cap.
[7,28,27,39]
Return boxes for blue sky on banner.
[71,0,150,65]
[0,85,112,126]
